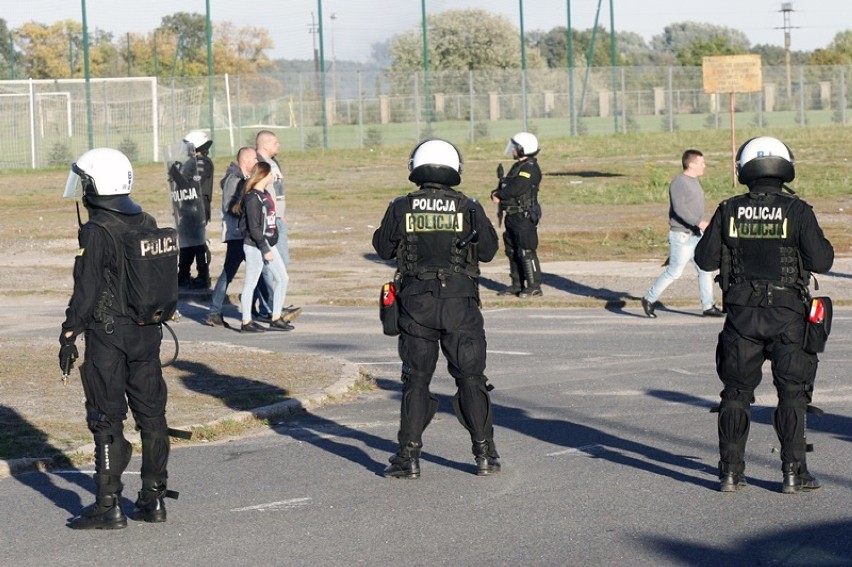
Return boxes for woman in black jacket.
[232,161,292,332]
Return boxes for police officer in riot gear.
[172,130,214,288]
[61,148,181,528]
[492,132,543,297]
[695,136,834,494]
[373,139,501,478]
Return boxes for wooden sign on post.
[702,54,763,186]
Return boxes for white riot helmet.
[64,148,141,214]
[505,132,539,158]
[183,130,212,155]
[408,138,463,186]
[736,136,795,185]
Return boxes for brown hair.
[231,161,271,215]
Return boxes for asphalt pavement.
[2,298,851,565]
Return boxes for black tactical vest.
[396,185,479,280]
[720,191,807,290]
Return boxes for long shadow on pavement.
[174,361,471,477]
[645,518,852,566]
[1,404,88,516]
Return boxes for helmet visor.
[504,139,517,156]
[63,169,82,199]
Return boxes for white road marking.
[547,444,608,457]
[231,497,312,512]
[54,470,141,476]
[488,350,532,356]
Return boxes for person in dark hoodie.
[206,146,257,326]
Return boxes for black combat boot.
[518,249,542,298]
[473,440,501,476]
[384,442,421,479]
[719,472,747,492]
[781,461,821,494]
[68,493,127,530]
[497,277,522,296]
[718,461,747,493]
[497,249,522,296]
[132,484,168,522]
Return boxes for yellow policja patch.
[405,212,464,232]
[519,172,531,178]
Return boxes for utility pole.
[309,13,319,76]
[779,3,795,98]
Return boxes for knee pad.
[452,375,494,440]
[398,369,438,445]
[773,385,821,460]
[139,427,170,486]
[711,389,753,465]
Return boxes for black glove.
[59,332,79,374]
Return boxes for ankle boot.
[473,440,501,476]
[132,486,168,522]
[384,442,421,479]
[69,493,127,530]
[719,472,747,492]
[782,462,822,494]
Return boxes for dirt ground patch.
[0,339,369,464]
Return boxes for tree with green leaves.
[388,9,545,72]
[527,27,650,68]
[809,30,852,65]
[0,18,15,79]
[676,35,748,66]
[651,22,750,65]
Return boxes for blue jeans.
[645,230,715,309]
[255,218,290,317]
[241,245,289,323]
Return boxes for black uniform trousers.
[81,319,170,489]
[179,244,209,282]
[716,300,817,472]
[395,293,493,449]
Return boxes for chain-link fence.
[1,64,849,169]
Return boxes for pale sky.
[5,1,846,63]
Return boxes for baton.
[457,208,478,248]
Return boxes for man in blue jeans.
[641,149,723,318]
[254,130,300,323]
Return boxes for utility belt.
[501,205,528,215]
[403,266,479,283]
[727,280,807,307]
[89,313,148,334]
